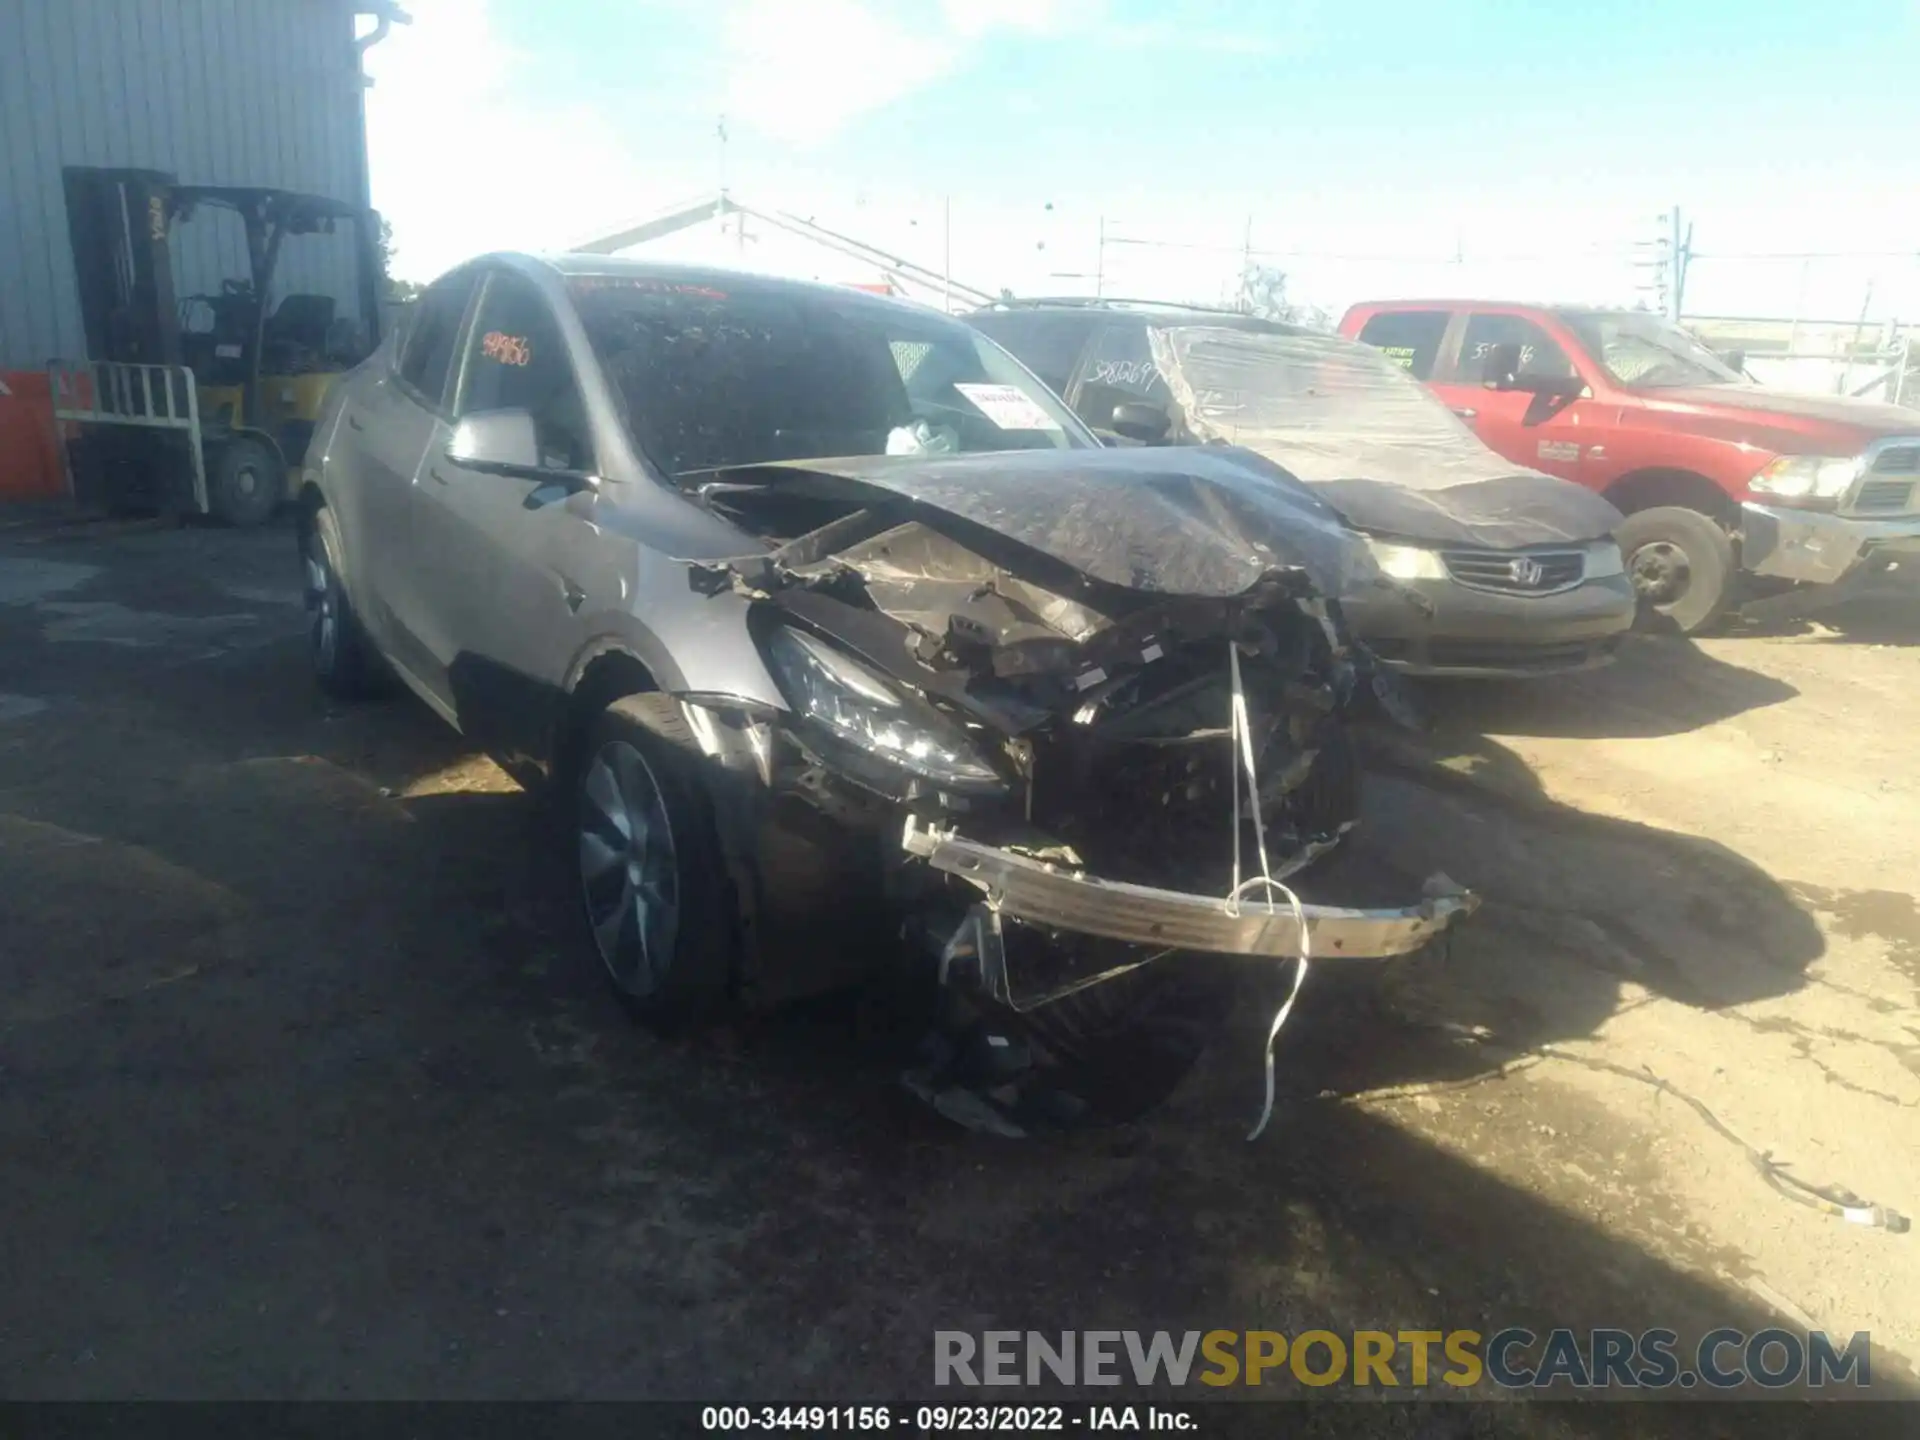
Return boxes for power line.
[1690,250,1920,262]
[1101,230,1920,267]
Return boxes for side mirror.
[447,408,595,488]
[1717,348,1746,372]
[1110,400,1171,444]
[1482,342,1523,389]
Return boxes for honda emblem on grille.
[1509,557,1546,587]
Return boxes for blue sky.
[365,0,1920,319]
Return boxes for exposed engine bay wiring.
[1227,637,1311,1143]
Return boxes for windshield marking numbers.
[481,331,530,366]
[1087,358,1160,388]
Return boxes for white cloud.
[1100,20,1296,57]
[721,0,952,148]
[720,0,1096,148]
[363,0,656,281]
[938,0,1099,39]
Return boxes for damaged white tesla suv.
[297,255,1475,1132]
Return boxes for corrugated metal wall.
[0,0,368,370]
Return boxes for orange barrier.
[0,372,70,501]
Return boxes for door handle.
[346,413,364,431]
[1452,407,1478,421]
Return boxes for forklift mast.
[62,168,184,368]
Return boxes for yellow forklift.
[52,166,384,526]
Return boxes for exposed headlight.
[763,627,1001,789]
[1585,540,1626,579]
[1750,454,1861,506]
[1365,538,1448,582]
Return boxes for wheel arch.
[293,474,326,543]
[554,645,660,779]
[1602,467,1740,528]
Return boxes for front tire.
[573,694,735,1030]
[209,436,285,528]
[303,507,376,699]
[1615,505,1736,634]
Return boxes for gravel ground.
[1,515,1915,1435]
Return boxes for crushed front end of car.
[670,446,1477,1133]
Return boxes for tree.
[1236,262,1332,331]
[376,217,423,303]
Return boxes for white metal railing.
[1738,340,1912,407]
[45,360,208,513]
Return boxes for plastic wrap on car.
[1149,326,1624,549]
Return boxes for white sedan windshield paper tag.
[953,383,1062,432]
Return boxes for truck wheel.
[209,436,284,528]
[1615,506,1736,634]
[572,694,735,1031]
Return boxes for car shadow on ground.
[1406,634,1798,742]
[1315,706,1824,1097]
[1726,586,1920,648]
[0,702,1905,1418]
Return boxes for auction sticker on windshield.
[954,383,1062,431]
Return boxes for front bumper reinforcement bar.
[902,819,1477,961]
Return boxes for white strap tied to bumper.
[1226,639,1311,1142]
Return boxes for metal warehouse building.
[0,0,402,496]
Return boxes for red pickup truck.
[1339,301,1920,631]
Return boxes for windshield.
[1558,310,1744,389]
[1157,324,1474,442]
[568,276,1093,476]
[1150,324,1540,492]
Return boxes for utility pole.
[1631,205,1693,321]
[943,195,952,313]
[715,114,741,250]
[1095,215,1106,299]
[1669,206,1694,322]
[1787,257,1810,354]
[1842,280,1875,396]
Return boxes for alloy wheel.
[578,740,680,994]
[305,545,338,671]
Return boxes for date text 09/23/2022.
[702,1406,1193,1432]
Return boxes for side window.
[1355,310,1448,380]
[455,274,594,471]
[397,271,477,407]
[965,312,1096,393]
[1074,322,1171,428]
[1457,313,1575,382]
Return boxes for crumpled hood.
[1312,471,1625,549]
[744,444,1378,600]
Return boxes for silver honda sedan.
[297,254,1472,1130]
